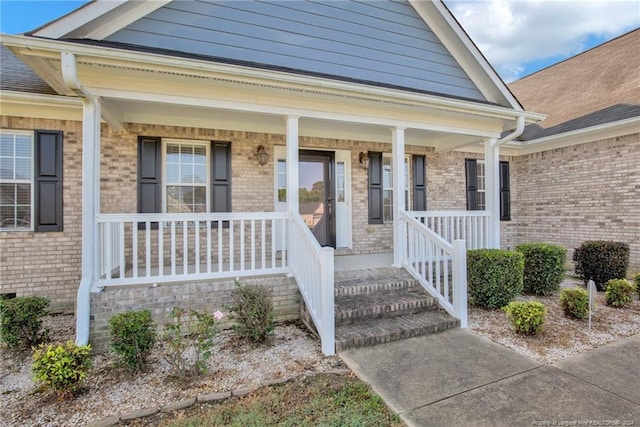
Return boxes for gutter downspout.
[485,115,525,248]
[61,52,100,346]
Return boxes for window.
[277,160,286,202]
[336,161,345,203]
[382,154,410,222]
[138,137,231,217]
[164,141,209,213]
[0,130,63,232]
[0,132,32,230]
[465,158,510,220]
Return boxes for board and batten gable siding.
[105,0,486,101]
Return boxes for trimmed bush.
[229,280,275,342]
[604,279,636,308]
[516,243,567,295]
[503,301,546,335]
[467,249,524,308]
[109,310,157,371]
[574,241,629,291]
[560,288,589,319]
[32,341,92,398]
[0,296,50,349]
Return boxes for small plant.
[604,279,636,308]
[560,288,589,319]
[467,249,524,308]
[516,243,567,295]
[574,241,629,291]
[229,280,275,342]
[109,310,157,371]
[163,307,223,378]
[503,301,546,335]
[636,273,640,299]
[32,341,92,398]
[0,296,50,349]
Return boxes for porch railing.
[288,212,335,356]
[408,210,490,249]
[399,211,467,327]
[96,212,289,287]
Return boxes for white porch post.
[484,138,500,249]
[76,96,101,345]
[392,127,405,266]
[285,116,299,215]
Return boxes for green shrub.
[163,307,223,378]
[229,280,275,342]
[560,288,589,319]
[32,341,92,398]
[467,249,524,308]
[109,310,157,371]
[0,296,50,348]
[503,301,546,335]
[636,273,640,299]
[516,243,567,295]
[574,241,629,291]
[604,279,636,308]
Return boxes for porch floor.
[334,252,394,273]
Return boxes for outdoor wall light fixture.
[256,145,268,166]
[358,152,369,170]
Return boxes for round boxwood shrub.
[516,243,567,295]
[604,279,636,307]
[574,241,629,291]
[467,249,524,308]
[560,287,589,319]
[503,301,546,335]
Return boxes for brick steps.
[334,269,459,352]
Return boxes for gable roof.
[509,28,640,141]
[27,0,522,110]
[0,44,56,95]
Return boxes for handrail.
[288,212,335,356]
[399,210,467,327]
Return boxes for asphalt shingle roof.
[0,44,57,95]
[508,29,640,141]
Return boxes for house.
[0,0,546,355]
[508,29,640,272]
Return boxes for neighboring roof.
[0,44,56,95]
[509,29,640,141]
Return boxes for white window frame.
[161,139,210,214]
[382,154,411,223]
[476,159,486,211]
[0,130,34,231]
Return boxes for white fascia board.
[0,90,82,121]
[409,0,523,112]
[511,117,640,156]
[1,35,545,123]
[0,90,82,107]
[32,1,127,39]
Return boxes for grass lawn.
[126,373,403,426]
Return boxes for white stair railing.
[399,211,467,327]
[96,212,288,287]
[288,212,335,356]
[408,210,490,249]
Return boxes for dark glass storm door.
[299,151,335,247]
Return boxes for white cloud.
[444,0,640,82]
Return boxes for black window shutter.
[465,159,478,211]
[368,151,383,224]
[499,161,511,221]
[211,141,231,212]
[34,130,63,232]
[412,155,426,211]
[137,137,161,230]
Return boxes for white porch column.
[392,127,405,266]
[285,116,299,215]
[484,138,500,249]
[76,96,101,345]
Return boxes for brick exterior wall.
[89,274,299,353]
[514,133,640,272]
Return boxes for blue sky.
[1,0,638,82]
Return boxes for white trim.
[0,130,35,232]
[1,35,545,123]
[161,139,211,214]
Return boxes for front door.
[299,151,335,247]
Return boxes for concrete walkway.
[340,330,640,426]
